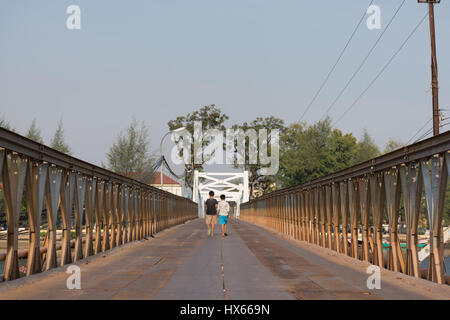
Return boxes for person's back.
[205,191,218,237]
[218,200,230,216]
[218,195,230,236]
[205,198,218,215]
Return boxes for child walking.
[205,191,218,237]
[218,194,230,237]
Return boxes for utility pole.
[419,0,440,136]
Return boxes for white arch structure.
[193,170,249,219]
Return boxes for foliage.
[51,119,72,154]
[355,129,380,163]
[25,119,44,144]
[106,119,154,176]
[0,113,15,132]
[277,117,360,188]
[231,116,286,198]
[384,138,403,154]
[168,104,229,188]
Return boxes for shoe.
[224,233,228,236]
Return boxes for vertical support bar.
[60,170,75,266]
[25,161,47,275]
[84,177,96,257]
[73,174,86,261]
[384,168,405,273]
[94,180,104,254]
[331,183,340,253]
[370,173,384,268]
[325,185,333,250]
[44,165,62,270]
[348,179,359,259]
[340,181,349,256]
[2,152,27,280]
[358,177,370,262]
[399,163,422,278]
[102,181,111,252]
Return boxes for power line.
[320,0,407,121]
[414,117,450,143]
[298,0,374,122]
[333,12,428,126]
[415,126,434,142]
[406,117,432,145]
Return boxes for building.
[149,172,183,197]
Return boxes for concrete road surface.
[0,218,449,300]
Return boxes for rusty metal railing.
[241,131,450,284]
[0,127,198,281]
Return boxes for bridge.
[0,127,449,300]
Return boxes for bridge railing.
[241,131,450,285]
[0,127,198,281]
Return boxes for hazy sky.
[1,0,449,173]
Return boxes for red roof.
[149,172,180,186]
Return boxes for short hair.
[220,194,225,200]
[209,191,214,197]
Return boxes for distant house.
[149,172,183,197]
[123,171,183,197]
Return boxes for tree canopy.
[25,119,44,144]
[384,138,403,153]
[106,119,154,176]
[167,104,229,188]
[355,129,380,162]
[277,117,360,188]
[51,120,71,154]
[231,116,286,197]
[0,113,14,132]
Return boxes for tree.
[25,119,44,144]
[51,120,72,154]
[231,116,286,198]
[355,129,380,163]
[384,138,403,153]
[0,113,15,131]
[106,119,154,176]
[168,104,229,189]
[277,118,359,188]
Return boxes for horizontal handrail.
[241,130,450,285]
[0,127,198,281]
[0,127,186,199]
[246,130,450,201]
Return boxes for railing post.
[358,177,370,262]
[331,183,340,253]
[44,165,62,270]
[25,161,47,275]
[84,177,96,257]
[340,182,349,256]
[102,181,111,252]
[73,174,86,262]
[60,170,75,266]
[2,151,27,280]
[94,180,104,254]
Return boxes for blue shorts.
[219,215,228,225]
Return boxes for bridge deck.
[0,219,449,300]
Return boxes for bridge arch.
[192,170,249,218]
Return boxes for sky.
[1,0,449,174]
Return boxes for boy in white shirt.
[218,194,230,237]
